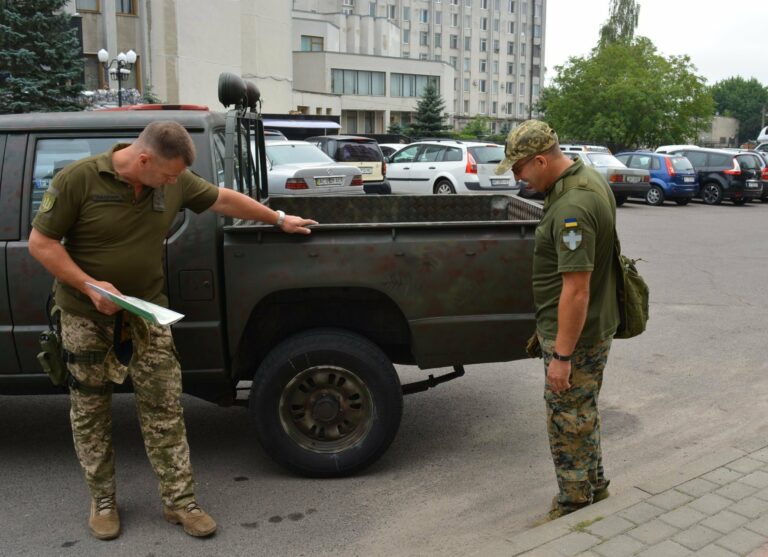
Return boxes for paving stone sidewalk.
[476,444,768,557]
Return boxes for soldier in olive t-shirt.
[28,121,317,541]
[497,120,619,520]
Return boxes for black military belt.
[63,350,107,365]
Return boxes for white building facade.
[67,0,545,134]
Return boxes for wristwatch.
[552,350,572,362]
[275,210,286,227]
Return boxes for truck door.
[0,133,20,374]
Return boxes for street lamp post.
[97,48,137,107]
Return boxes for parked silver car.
[560,145,650,206]
[385,139,518,194]
[264,141,364,196]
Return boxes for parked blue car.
[615,152,699,205]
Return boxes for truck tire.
[701,183,723,205]
[249,328,403,477]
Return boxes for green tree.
[538,38,714,152]
[388,121,405,135]
[408,81,451,138]
[598,0,640,48]
[0,0,84,113]
[459,115,491,139]
[710,77,768,141]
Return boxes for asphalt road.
[2,197,768,557]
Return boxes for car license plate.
[491,179,509,187]
[747,180,759,189]
[360,167,373,175]
[626,176,641,183]
[315,176,344,186]
[684,176,694,183]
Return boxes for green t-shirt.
[32,144,220,321]
[533,158,620,342]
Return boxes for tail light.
[723,158,741,175]
[762,167,768,180]
[351,175,364,186]
[466,152,477,174]
[609,174,622,183]
[665,157,676,177]
[644,175,650,182]
[382,161,387,178]
[285,178,309,190]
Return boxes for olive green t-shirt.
[533,158,620,342]
[32,144,220,321]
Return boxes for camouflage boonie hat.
[495,120,558,175]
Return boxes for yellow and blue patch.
[564,217,578,229]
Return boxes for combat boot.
[89,494,120,540]
[164,501,217,537]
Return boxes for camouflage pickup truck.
[0,75,542,477]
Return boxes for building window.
[301,35,324,51]
[403,5,410,19]
[434,33,442,48]
[370,3,376,16]
[454,78,458,90]
[346,111,358,134]
[506,81,515,93]
[403,29,410,44]
[520,42,526,56]
[507,63,514,75]
[493,79,498,91]
[493,60,499,73]
[480,0,488,9]
[532,83,540,97]
[76,0,99,11]
[435,12,442,24]
[450,56,458,68]
[480,17,488,30]
[534,24,541,38]
[508,0,515,12]
[479,79,487,92]
[493,39,499,52]
[117,0,135,14]
[391,73,440,97]
[519,102,525,114]
[450,34,459,48]
[494,18,500,32]
[506,102,513,113]
[519,81,525,95]
[465,0,472,6]
[492,101,497,114]
[83,54,103,90]
[420,53,429,60]
[464,36,471,50]
[479,100,486,113]
[420,9,429,23]
[507,41,515,55]
[533,44,541,58]
[520,62,526,75]
[451,13,459,27]
[463,78,470,92]
[420,32,429,46]
[534,1,541,17]
[508,21,515,33]
[463,99,469,114]
[465,14,471,29]
[479,38,487,52]
[331,69,386,96]
[463,57,470,71]
[479,59,487,72]
[532,64,540,77]
[388,4,397,19]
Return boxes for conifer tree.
[0,0,84,113]
[408,81,451,138]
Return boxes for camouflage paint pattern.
[496,119,559,175]
[539,335,612,512]
[61,311,195,508]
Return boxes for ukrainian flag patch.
[564,218,578,229]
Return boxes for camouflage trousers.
[60,311,195,508]
[540,336,612,511]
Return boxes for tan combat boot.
[163,501,217,537]
[89,494,120,540]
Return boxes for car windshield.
[266,143,334,165]
[335,141,382,162]
[671,157,694,171]
[468,145,505,164]
[587,153,625,167]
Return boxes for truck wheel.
[615,195,627,206]
[434,180,456,194]
[645,185,665,206]
[701,183,723,205]
[249,328,403,478]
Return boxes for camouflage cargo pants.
[60,311,195,508]
[540,336,612,511]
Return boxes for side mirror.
[218,72,247,108]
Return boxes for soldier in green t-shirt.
[497,121,620,520]
[29,121,317,541]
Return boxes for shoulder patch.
[39,191,56,213]
[564,217,578,229]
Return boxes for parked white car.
[263,141,364,196]
[385,139,518,194]
[655,144,700,154]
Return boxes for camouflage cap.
[495,119,558,175]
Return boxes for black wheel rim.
[703,185,719,204]
[280,366,374,453]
